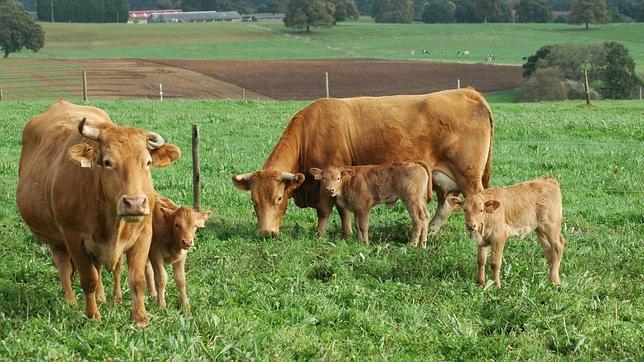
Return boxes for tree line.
[36,0,129,23]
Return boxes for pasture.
[12,21,644,73]
[0,99,641,359]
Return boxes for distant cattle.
[17,100,180,326]
[310,161,432,247]
[233,89,494,237]
[448,177,565,288]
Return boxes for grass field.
[13,21,644,73]
[0,99,642,359]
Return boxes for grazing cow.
[447,177,565,288]
[232,89,494,237]
[463,50,470,56]
[146,194,211,308]
[310,161,432,247]
[16,100,180,326]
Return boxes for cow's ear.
[68,143,97,168]
[232,173,253,191]
[447,196,463,211]
[341,168,355,179]
[196,210,212,228]
[309,168,323,180]
[151,144,181,168]
[285,173,305,195]
[484,200,501,213]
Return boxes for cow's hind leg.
[113,257,123,304]
[354,209,371,246]
[95,263,106,304]
[429,171,459,232]
[145,259,157,299]
[50,247,77,305]
[405,201,429,247]
[539,227,564,285]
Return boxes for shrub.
[519,67,569,102]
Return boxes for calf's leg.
[145,259,157,298]
[428,172,459,232]
[476,245,489,285]
[540,227,564,285]
[490,236,507,288]
[337,205,353,237]
[354,209,371,246]
[150,253,168,308]
[172,256,189,308]
[94,263,106,304]
[113,258,123,304]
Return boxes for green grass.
[0,99,642,359]
[11,21,644,73]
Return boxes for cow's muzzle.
[258,226,280,237]
[466,223,477,231]
[117,195,149,222]
[181,240,193,250]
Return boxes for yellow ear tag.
[81,157,92,168]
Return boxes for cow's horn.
[78,118,100,140]
[280,172,298,181]
[147,132,165,150]
[233,173,253,181]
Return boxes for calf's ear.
[151,144,181,168]
[309,168,323,180]
[160,206,175,221]
[484,200,501,213]
[341,168,355,179]
[446,196,462,211]
[285,173,305,195]
[196,210,212,227]
[68,143,97,168]
[232,173,254,191]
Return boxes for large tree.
[601,41,640,99]
[0,0,44,58]
[474,0,501,22]
[422,0,456,22]
[568,0,609,29]
[517,0,552,22]
[373,0,414,23]
[283,0,335,32]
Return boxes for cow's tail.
[482,100,494,190]
[415,160,432,202]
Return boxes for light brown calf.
[146,195,211,308]
[310,161,432,247]
[448,177,565,288]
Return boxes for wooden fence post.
[82,70,88,101]
[640,86,642,100]
[192,124,201,211]
[583,69,591,106]
[159,83,163,101]
[457,79,461,89]
[325,72,329,98]
[242,87,246,101]
[0,89,3,102]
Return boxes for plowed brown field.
[1,58,522,101]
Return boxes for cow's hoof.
[114,295,122,304]
[65,295,78,306]
[86,308,101,320]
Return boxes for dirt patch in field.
[154,59,522,100]
[1,58,522,101]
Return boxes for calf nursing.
[448,177,565,288]
[310,161,431,247]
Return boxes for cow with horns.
[16,100,180,326]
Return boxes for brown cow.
[233,89,493,236]
[16,100,180,326]
[447,177,565,288]
[145,194,211,308]
[310,161,432,247]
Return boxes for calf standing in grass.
[310,161,431,247]
[146,194,211,308]
[448,177,565,288]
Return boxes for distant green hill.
[12,21,644,73]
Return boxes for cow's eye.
[276,194,283,204]
[175,223,180,228]
[336,176,341,181]
[103,158,114,169]
[145,160,152,169]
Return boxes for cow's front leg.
[476,245,489,286]
[64,235,100,320]
[126,228,152,327]
[95,263,106,304]
[150,252,168,308]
